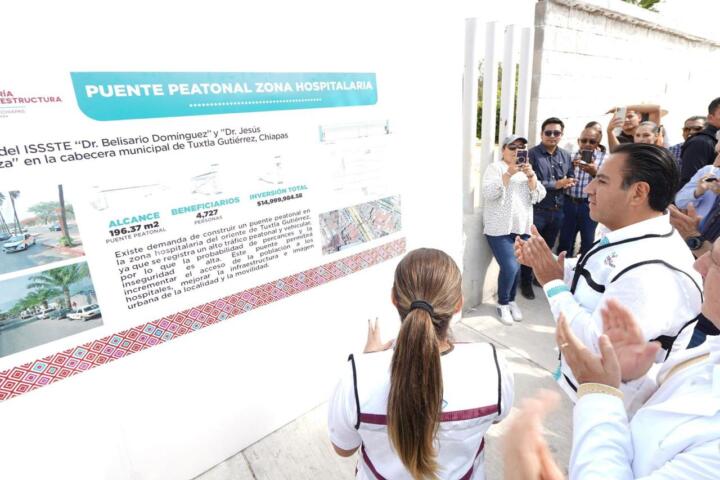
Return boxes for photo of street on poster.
[0,185,85,276]
[0,261,102,358]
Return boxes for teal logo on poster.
[70,72,377,121]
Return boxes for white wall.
[0,2,467,479]
[530,0,720,149]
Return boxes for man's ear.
[630,181,651,207]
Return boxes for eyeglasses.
[579,138,598,145]
[683,126,704,133]
[506,144,526,151]
[543,130,563,137]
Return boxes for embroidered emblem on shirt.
[604,251,618,268]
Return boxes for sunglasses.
[579,138,598,145]
[543,130,562,137]
[683,126,704,132]
[506,144,526,151]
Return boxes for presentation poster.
[0,72,404,400]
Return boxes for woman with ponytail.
[328,248,514,479]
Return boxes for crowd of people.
[325,97,720,479]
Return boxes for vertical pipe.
[516,26,534,139]
[462,18,480,214]
[499,24,518,142]
[481,22,501,171]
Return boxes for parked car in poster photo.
[2,233,36,253]
[68,304,101,321]
[48,308,73,320]
[48,224,62,231]
[36,307,56,320]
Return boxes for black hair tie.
[409,300,434,316]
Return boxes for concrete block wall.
[530,0,720,149]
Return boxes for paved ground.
[0,316,103,357]
[194,291,573,480]
[0,224,83,275]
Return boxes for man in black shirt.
[520,117,575,299]
[680,97,720,185]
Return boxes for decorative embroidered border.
[0,238,406,403]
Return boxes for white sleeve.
[570,393,634,480]
[572,395,720,480]
[529,180,546,204]
[327,358,362,451]
[482,163,506,201]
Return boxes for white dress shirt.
[542,214,703,411]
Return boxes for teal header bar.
[70,72,377,121]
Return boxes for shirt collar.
[600,213,672,244]
[537,144,556,156]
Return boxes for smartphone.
[612,106,627,137]
[516,149,528,164]
[580,150,594,164]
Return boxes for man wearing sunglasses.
[557,127,606,258]
[681,97,720,185]
[668,116,706,168]
[520,117,575,300]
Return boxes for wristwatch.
[686,235,705,251]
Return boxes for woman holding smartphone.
[482,135,546,325]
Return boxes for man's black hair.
[541,117,564,132]
[708,97,720,116]
[614,143,678,212]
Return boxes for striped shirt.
[567,150,606,199]
[668,142,683,168]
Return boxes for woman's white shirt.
[482,161,546,236]
[328,343,514,479]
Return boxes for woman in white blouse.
[482,135,546,325]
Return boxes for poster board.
[0,2,464,478]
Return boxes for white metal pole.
[481,22,501,171]
[516,26,534,139]
[462,18,480,214]
[499,24,518,142]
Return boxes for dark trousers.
[486,233,528,305]
[521,207,564,286]
[557,197,598,258]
